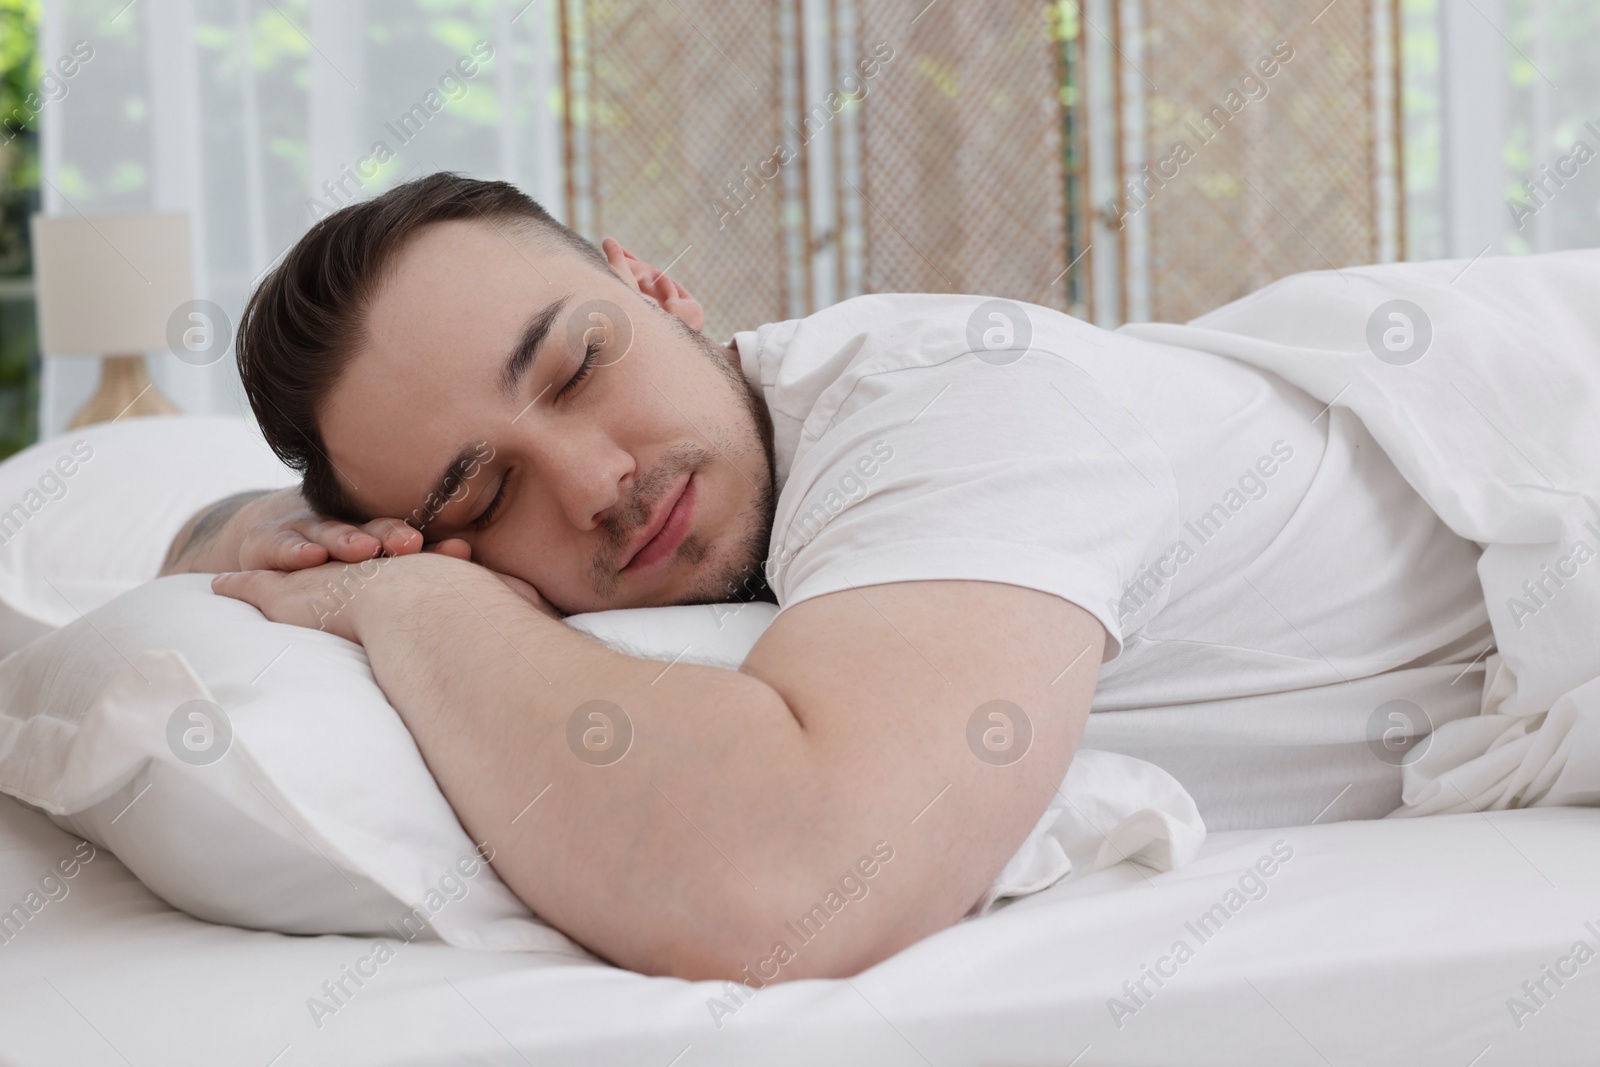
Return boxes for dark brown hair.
[236,171,605,524]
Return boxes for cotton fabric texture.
[733,292,1491,828]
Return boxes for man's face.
[319,219,777,615]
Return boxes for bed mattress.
[3,791,1596,1066]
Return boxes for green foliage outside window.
[0,0,41,459]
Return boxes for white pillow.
[0,574,806,953]
[0,572,1202,950]
[0,416,301,657]
[0,576,584,952]
[0,414,1204,947]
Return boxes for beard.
[584,309,780,608]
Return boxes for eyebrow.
[413,295,572,535]
[498,294,571,401]
[414,442,491,537]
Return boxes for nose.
[535,423,635,533]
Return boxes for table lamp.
[30,211,192,428]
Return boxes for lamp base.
[67,354,179,429]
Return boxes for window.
[0,0,40,459]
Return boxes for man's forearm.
[161,490,271,575]
[218,553,1097,982]
[352,554,834,978]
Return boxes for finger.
[268,530,330,571]
[422,538,473,561]
[297,518,384,563]
[238,528,327,572]
[358,518,424,557]
[210,569,267,606]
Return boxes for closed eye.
[474,340,602,532]
[558,340,602,399]
[471,473,510,531]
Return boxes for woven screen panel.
[856,0,1069,309]
[582,0,790,340]
[1136,0,1376,323]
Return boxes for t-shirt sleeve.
[765,353,1181,662]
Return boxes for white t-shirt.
[732,294,1493,829]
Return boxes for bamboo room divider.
[1127,0,1401,322]
[557,0,1402,334]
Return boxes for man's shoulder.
[788,291,1087,340]
[738,292,1106,377]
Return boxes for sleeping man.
[161,172,1492,981]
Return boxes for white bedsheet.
[4,790,1598,1065]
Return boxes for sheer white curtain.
[37,0,564,437]
[1407,0,1600,261]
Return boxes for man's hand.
[211,552,562,643]
[160,486,473,577]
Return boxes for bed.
[7,250,1600,1064]
[4,788,1598,1065]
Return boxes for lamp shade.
[30,211,194,357]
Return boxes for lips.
[620,471,696,574]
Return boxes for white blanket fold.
[1123,249,1600,815]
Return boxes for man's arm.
[160,486,435,577]
[161,489,274,575]
[212,555,1104,980]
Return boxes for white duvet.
[1126,248,1600,816]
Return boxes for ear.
[600,237,705,333]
